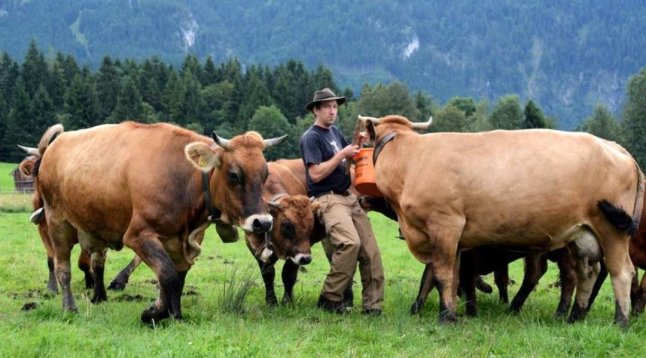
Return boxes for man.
[299,88,385,315]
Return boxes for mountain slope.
[1,0,644,129]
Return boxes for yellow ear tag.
[198,156,209,167]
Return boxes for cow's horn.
[211,131,230,150]
[264,135,288,148]
[358,115,380,123]
[17,145,39,156]
[411,116,433,130]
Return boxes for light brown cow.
[359,114,643,327]
[35,122,285,323]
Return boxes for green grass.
[1,211,645,357]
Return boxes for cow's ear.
[309,201,320,213]
[19,158,36,176]
[185,142,222,172]
[366,120,377,141]
[267,200,281,216]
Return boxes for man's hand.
[342,144,360,159]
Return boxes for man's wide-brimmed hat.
[306,88,346,111]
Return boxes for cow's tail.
[597,164,644,237]
[38,124,64,157]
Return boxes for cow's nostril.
[252,218,272,234]
[300,256,312,265]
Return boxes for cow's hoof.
[554,307,569,318]
[265,296,279,306]
[281,296,293,306]
[141,305,171,324]
[108,280,127,291]
[567,304,587,323]
[438,311,457,324]
[508,305,522,315]
[410,301,422,315]
[91,294,107,304]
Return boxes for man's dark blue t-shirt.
[300,125,351,197]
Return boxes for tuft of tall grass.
[219,265,258,314]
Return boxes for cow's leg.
[494,265,510,304]
[597,232,634,327]
[90,249,108,303]
[410,264,434,315]
[427,229,461,323]
[460,256,478,317]
[256,256,278,306]
[38,223,58,293]
[550,248,577,318]
[586,262,608,313]
[475,276,493,294]
[125,231,183,323]
[108,255,143,291]
[509,254,547,313]
[49,219,78,313]
[633,270,646,315]
[568,258,600,323]
[281,259,299,305]
[46,257,58,293]
[78,249,94,289]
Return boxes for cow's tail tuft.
[598,200,638,236]
[38,124,64,156]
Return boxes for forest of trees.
[1,41,646,168]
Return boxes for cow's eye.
[227,171,240,185]
[280,220,295,240]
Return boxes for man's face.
[314,100,338,128]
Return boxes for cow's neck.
[201,171,222,222]
[373,132,397,165]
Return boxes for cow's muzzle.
[291,253,312,265]
[241,214,274,234]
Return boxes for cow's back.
[266,159,307,197]
[39,122,210,239]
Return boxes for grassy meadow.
[0,163,645,357]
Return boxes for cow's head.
[265,194,320,265]
[184,131,288,234]
[357,115,433,143]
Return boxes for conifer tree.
[577,103,621,141]
[110,76,144,123]
[621,68,646,167]
[489,95,524,129]
[21,39,48,98]
[96,56,120,121]
[63,73,101,130]
[523,100,553,129]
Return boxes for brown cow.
[359,114,643,327]
[17,152,95,293]
[35,122,285,323]
[106,159,351,306]
[245,159,354,306]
